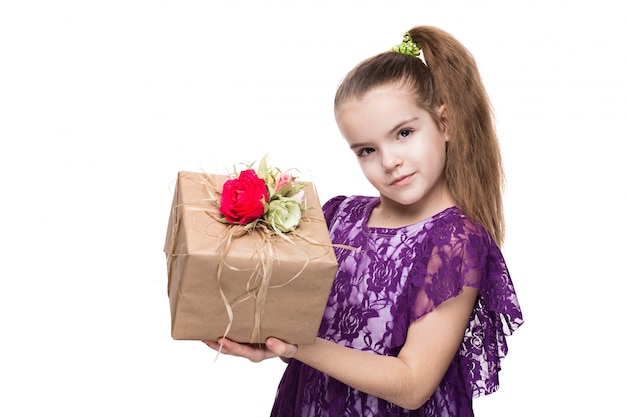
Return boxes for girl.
[204,26,523,417]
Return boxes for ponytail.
[410,27,505,245]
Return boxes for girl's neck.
[367,184,456,229]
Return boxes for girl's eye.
[398,128,412,139]
[357,147,375,157]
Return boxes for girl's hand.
[202,337,298,363]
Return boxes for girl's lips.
[390,173,414,187]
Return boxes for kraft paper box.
[164,171,338,344]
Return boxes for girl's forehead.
[337,85,418,117]
[337,84,411,108]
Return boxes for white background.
[1,1,624,415]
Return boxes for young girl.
[204,25,523,417]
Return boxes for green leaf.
[256,154,270,180]
[285,182,307,197]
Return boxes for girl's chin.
[379,194,422,207]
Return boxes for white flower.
[265,196,302,233]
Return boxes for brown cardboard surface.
[164,171,337,344]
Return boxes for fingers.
[265,337,298,359]
[202,338,238,355]
[202,337,298,362]
[203,340,222,351]
[202,338,271,363]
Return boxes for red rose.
[219,169,268,224]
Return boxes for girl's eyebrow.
[349,141,370,150]
[349,117,420,150]
[387,117,419,136]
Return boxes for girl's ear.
[438,104,450,141]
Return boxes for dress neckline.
[360,196,460,234]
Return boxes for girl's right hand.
[202,338,282,363]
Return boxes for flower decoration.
[218,155,306,234]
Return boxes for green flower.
[266,196,302,233]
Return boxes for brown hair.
[334,26,505,245]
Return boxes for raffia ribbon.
[214,224,319,344]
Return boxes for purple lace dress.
[270,196,523,417]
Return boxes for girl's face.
[336,84,454,222]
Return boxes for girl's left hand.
[203,337,298,363]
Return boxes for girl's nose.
[381,150,402,171]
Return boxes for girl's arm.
[205,286,477,410]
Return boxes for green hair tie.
[391,32,423,60]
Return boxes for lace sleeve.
[461,241,524,397]
[322,195,347,229]
[410,218,485,321]
[409,215,524,397]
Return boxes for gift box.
[164,171,338,344]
